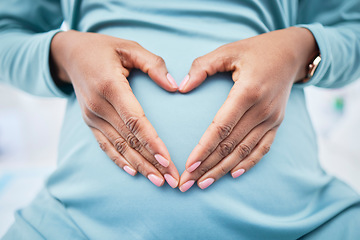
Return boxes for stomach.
[47,50,336,239]
[45,8,356,239]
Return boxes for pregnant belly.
[130,70,233,170]
[48,68,332,240]
[53,73,254,239]
[47,33,332,239]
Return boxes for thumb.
[116,43,178,92]
[179,47,234,93]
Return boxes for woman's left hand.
[178,27,318,192]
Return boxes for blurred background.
[1,80,360,236]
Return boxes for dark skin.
[50,30,180,188]
[50,27,318,191]
[178,27,318,191]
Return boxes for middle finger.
[179,120,272,192]
[91,116,179,188]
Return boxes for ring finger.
[91,117,179,188]
[197,128,277,189]
[179,123,274,192]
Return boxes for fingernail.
[166,73,178,89]
[154,154,169,167]
[232,169,245,178]
[164,174,178,188]
[179,74,190,91]
[148,174,164,187]
[123,166,136,176]
[198,178,215,189]
[179,180,195,192]
[187,161,201,173]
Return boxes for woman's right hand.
[50,30,179,188]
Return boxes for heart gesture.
[50,27,318,191]
[50,31,180,188]
[178,27,318,191]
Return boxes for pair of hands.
[50,27,317,192]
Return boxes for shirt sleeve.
[0,0,72,97]
[294,0,360,88]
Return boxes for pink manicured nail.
[154,154,169,167]
[123,166,136,176]
[232,169,245,178]
[199,178,215,189]
[148,174,164,187]
[166,73,178,89]
[179,74,190,91]
[187,161,201,173]
[164,174,178,188]
[179,180,195,192]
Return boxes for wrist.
[288,27,319,83]
[50,31,74,84]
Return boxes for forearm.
[307,24,360,88]
[0,30,69,97]
[0,0,68,97]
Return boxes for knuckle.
[192,57,209,73]
[117,48,133,67]
[260,106,272,119]
[198,165,211,176]
[257,84,266,95]
[111,156,121,164]
[213,121,232,140]
[82,108,95,123]
[261,144,271,155]
[152,161,164,170]
[278,113,284,123]
[218,141,235,158]
[237,143,251,159]
[86,99,101,114]
[219,164,228,175]
[266,111,283,127]
[153,55,165,67]
[98,141,108,152]
[273,110,284,123]
[192,56,206,69]
[125,114,145,135]
[220,55,233,72]
[133,161,145,173]
[127,134,141,151]
[247,91,261,102]
[192,56,210,79]
[114,137,128,155]
[250,160,257,168]
[128,40,140,47]
[116,47,131,57]
[95,79,115,99]
[243,83,262,102]
[141,139,150,150]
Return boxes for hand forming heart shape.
[50,27,318,191]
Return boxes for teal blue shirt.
[1,1,360,239]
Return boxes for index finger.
[115,44,178,92]
[185,82,256,172]
[103,73,174,169]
